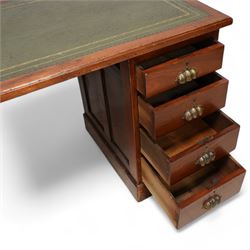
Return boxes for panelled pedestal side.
[78,63,150,202]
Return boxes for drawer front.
[139,75,228,140]
[141,125,240,186]
[137,42,224,98]
[140,111,240,186]
[141,156,246,229]
[170,126,240,184]
[178,171,245,228]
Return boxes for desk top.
[0,0,232,102]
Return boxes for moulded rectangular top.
[0,0,232,102]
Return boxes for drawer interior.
[171,156,241,205]
[150,156,244,206]
[145,73,222,107]
[140,39,217,70]
[156,111,236,159]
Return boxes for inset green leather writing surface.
[0,0,207,81]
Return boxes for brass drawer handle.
[196,151,216,167]
[178,68,197,84]
[203,194,221,210]
[184,105,203,121]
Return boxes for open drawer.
[141,111,240,185]
[138,73,228,140]
[141,155,246,229]
[136,40,224,98]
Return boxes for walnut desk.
[0,1,246,229]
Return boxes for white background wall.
[1,1,249,250]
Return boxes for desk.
[1,1,245,229]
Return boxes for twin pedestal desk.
[1,1,246,229]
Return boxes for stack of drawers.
[135,35,246,229]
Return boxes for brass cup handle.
[178,68,197,84]
[203,194,221,210]
[184,105,203,121]
[196,151,216,167]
